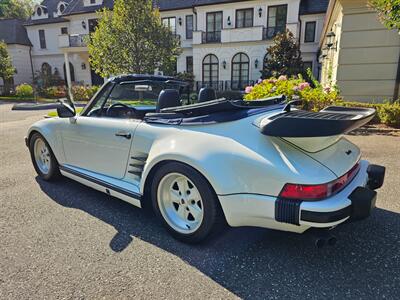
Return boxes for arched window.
[202,54,219,87]
[63,62,75,82]
[41,63,52,76]
[37,7,42,16]
[231,52,249,90]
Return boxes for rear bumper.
[218,160,385,233]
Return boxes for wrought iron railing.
[201,31,221,43]
[194,80,255,92]
[263,26,286,40]
[69,34,88,47]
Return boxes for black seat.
[198,87,217,103]
[156,89,181,113]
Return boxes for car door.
[60,82,139,179]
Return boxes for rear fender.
[139,132,337,197]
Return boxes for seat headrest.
[156,89,181,113]
[198,87,217,103]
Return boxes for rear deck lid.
[257,106,375,153]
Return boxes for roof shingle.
[0,19,32,46]
[299,0,329,15]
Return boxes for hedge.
[340,101,400,128]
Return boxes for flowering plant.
[244,74,341,112]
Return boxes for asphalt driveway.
[0,103,399,299]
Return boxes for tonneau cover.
[144,97,285,125]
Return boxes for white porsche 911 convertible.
[26,75,385,244]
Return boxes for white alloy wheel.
[33,138,51,175]
[157,173,204,234]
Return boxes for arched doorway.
[202,54,219,89]
[41,62,52,76]
[63,62,75,83]
[231,53,249,90]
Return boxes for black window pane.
[39,29,46,49]
[236,8,253,28]
[304,21,316,43]
[186,15,193,39]
[186,56,193,73]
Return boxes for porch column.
[64,52,73,101]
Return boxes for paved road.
[1,103,399,299]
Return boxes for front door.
[60,82,138,179]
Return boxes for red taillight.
[279,163,360,200]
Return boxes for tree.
[369,0,400,30]
[0,0,35,20]
[0,41,15,81]
[261,30,304,78]
[88,0,181,77]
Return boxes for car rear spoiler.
[260,106,376,137]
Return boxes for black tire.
[151,162,223,243]
[29,132,60,181]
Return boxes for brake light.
[279,163,360,200]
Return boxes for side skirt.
[60,165,142,208]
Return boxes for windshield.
[104,81,189,108]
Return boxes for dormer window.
[33,5,48,19]
[57,2,68,15]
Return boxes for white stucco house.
[0,19,33,87]
[157,0,328,90]
[319,0,400,102]
[15,0,328,91]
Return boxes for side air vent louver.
[127,153,148,182]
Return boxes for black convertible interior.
[84,76,221,120]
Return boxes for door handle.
[115,131,131,139]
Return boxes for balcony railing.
[59,34,88,48]
[69,34,88,47]
[202,31,221,44]
[263,26,286,40]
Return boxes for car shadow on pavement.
[36,176,400,299]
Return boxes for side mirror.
[57,101,76,118]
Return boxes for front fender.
[27,118,66,164]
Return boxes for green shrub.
[15,84,34,98]
[377,101,400,127]
[71,85,100,102]
[44,86,67,99]
[339,101,400,128]
[244,75,341,111]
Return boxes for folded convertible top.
[144,96,286,125]
[260,106,376,137]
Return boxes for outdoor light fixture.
[255,59,259,69]
[178,17,182,26]
[322,47,328,57]
[227,16,231,26]
[81,63,86,70]
[326,31,336,48]
[258,7,263,17]
[222,60,227,69]
[81,20,86,29]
